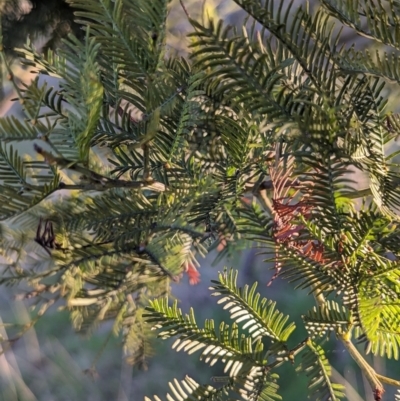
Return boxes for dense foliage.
[1,0,400,399]
[1,0,82,63]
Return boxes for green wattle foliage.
[1,0,400,399]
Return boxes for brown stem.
[179,0,190,19]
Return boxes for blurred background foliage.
[0,1,398,400]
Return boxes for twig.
[339,335,384,398]
[34,144,166,192]
[376,373,400,387]
[58,181,165,192]
[311,285,384,400]
[179,0,190,19]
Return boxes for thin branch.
[58,180,166,192]
[376,373,400,387]
[34,144,166,192]
[339,335,384,398]
[179,0,190,19]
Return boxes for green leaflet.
[1,0,400,398]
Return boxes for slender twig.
[142,143,151,181]
[345,187,373,198]
[58,181,165,192]
[311,285,384,398]
[34,144,166,192]
[179,0,190,19]
[339,335,384,395]
[376,373,400,387]
[178,0,203,36]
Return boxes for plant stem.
[376,373,400,387]
[339,335,384,395]
[58,180,166,192]
[311,284,384,397]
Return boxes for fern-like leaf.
[210,268,295,344]
[297,340,346,401]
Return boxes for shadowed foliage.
[1,0,400,400]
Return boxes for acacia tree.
[1,0,400,400]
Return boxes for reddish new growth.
[267,161,327,285]
[272,197,326,263]
[373,387,384,401]
[272,198,310,243]
[184,263,201,285]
